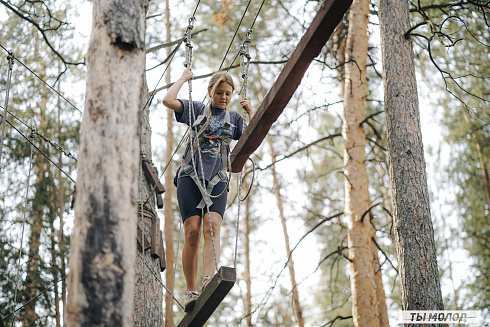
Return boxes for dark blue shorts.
[176,176,228,222]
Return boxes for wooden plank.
[158,233,166,272]
[156,193,164,209]
[230,0,352,172]
[137,224,151,251]
[151,218,162,258]
[142,160,165,194]
[177,266,236,327]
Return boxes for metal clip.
[7,50,14,69]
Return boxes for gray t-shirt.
[175,99,245,182]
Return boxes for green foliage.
[0,0,82,325]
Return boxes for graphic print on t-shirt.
[208,114,223,136]
[204,114,223,158]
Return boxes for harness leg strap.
[196,170,227,209]
[184,164,215,209]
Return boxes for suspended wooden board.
[230,0,353,173]
[177,266,236,327]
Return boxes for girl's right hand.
[181,68,194,82]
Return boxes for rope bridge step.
[177,266,236,327]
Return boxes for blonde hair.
[208,71,235,97]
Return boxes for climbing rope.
[0,50,14,165]
[183,15,222,275]
[233,28,258,267]
[11,129,33,325]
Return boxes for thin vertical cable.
[0,50,15,165]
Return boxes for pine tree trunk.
[133,78,165,325]
[163,1,176,324]
[342,0,380,325]
[65,0,148,324]
[378,0,444,312]
[22,161,45,326]
[268,136,305,327]
[460,105,490,206]
[243,170,253,327]
[50,195,61,327]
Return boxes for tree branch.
[0,0,84,67]
[258,133,342,171]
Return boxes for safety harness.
[179,106,232,209]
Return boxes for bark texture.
[379,0,444,312]
[133,77,165,325]
[342,1,382,325]
[22,162,44,326]
[163,1,176,324]
[65,0,147,325]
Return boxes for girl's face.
[210,82,233,109]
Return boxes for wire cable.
[0,113,75,183]
[0,49,14,165]
[2,275,68,322]
[0,43,82,114]
[216,0,253,71]
[0,105,77,161]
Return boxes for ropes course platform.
[177,266,236,327]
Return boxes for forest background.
[0,0,489,326]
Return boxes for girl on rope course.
[162,67,253,312]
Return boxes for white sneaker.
[184,290,199,312]
[202,276,212,292]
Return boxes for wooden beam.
[177,266,236,327]
[142,160,165,194]
[158,234,166,272]
[151,218,162,258]
[136,224,151,251]
[230,0,352,172]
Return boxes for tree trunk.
[460,105,490,206]
[65,0,148,324]
[133,78,165,325]
[268,135,305,327]
[22,161,45,327]
[342,0,381,325]
[50,190,61,327]
[379,0,444,312]
[243,170,253,327]
[163,0,176,324]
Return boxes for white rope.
[234,29,255,267]
[0,50,14,166]
[182,17,220,274]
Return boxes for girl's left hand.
[240,97,253,118]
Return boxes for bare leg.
[182,215,201,291]
[202,212,222,277]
